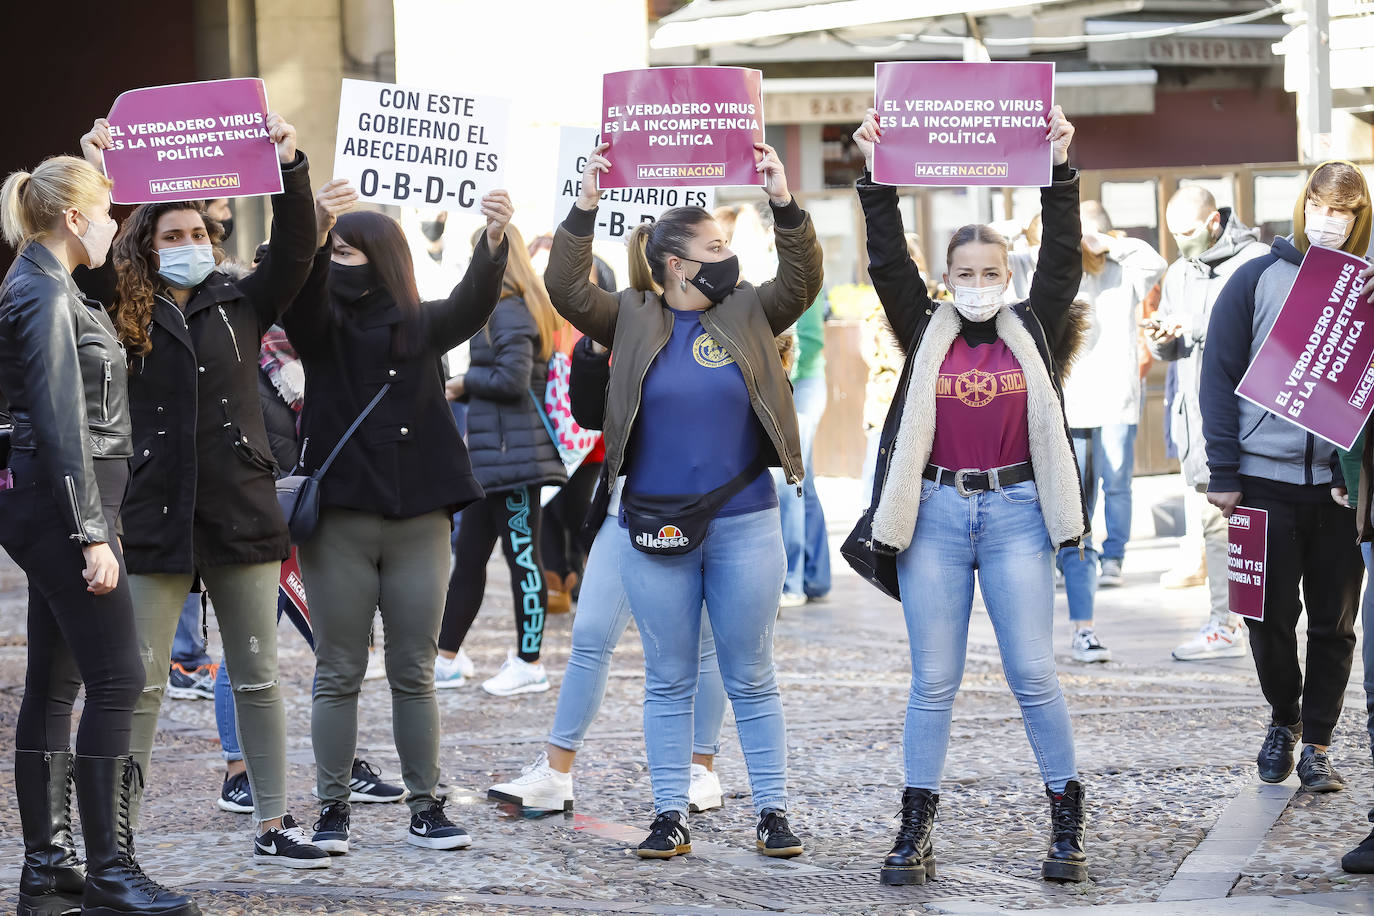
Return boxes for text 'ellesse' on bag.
[621,460,765,557]
[276,384,390,543]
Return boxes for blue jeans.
[897,479,1078,793]
[618,507,788,816]
[171,593,213,669]
[1057,424,1136,622]
[1363,543,1374,781]
[548,514,726,755]
[777,375,830,598]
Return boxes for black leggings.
[540,461,602,580]
[4,454,144,756]
[439,485,548,662]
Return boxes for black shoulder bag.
[621,459,766,557]
[276,383,390,543]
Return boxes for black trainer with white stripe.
[756,808,804,858]
[407,800,471,850]
[253,814,331,868]
[636,811,691,860]
[217,770,253,814]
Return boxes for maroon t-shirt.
[928,337,1031,472]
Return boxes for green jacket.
[544,201,824,486]
[791,294,827,382]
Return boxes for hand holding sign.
[852,108,882,174]
[80,118,115,174]
[578,142,611,211]
[754,143,791,207]
[480,190,513,250]
[314,178,360,247]
[1361,263,1374,305]
[265,112,297,165]
[1046,106,1073,167]
[1209,490,1243,519]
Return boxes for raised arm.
[1026,107,1083,353]
[425,191,512,353]
[751,143,824,333]
[543,143,621,346]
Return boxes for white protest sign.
[556,126,715,242]
[333,78,510,210]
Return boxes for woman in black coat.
[78,115,331,867]
[436,223,567,697]
[284,179,511,855]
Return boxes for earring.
[679,276,688,292]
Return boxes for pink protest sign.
[873,61,1054,187]
[600,67,764,189]
[1227,507,1267,621]
[103,78,283,204]
[1236,245,1374,450]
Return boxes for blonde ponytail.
[627,222,659,293]
[0,156,112,251]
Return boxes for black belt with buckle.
[923,461,1034,497]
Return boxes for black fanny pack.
[622,460,766,557]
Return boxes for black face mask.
[420,219,445,242]
[329,262,376,305]
[218,216,234,243]
[680,254,740,304]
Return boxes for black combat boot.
[880,787,938,886]
[74,755,201,916]
[1042,780,1087,882]
[16,750,85,916]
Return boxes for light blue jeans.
[1057,424,1135,622]
[897,479,1078,793]
[549,514,726,755]
[776,375,830,599]
[171,593,213,669]
[618,507,788,816]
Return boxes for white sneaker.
[487,751,574,810]
[434,654,467,689]
[455,647,476,679]
[1071,628,1112,663]
[1098,558,1124,587]
[362,648,386,681]
[482,650,550,697]
[688,764,723,813]
[778,592,808,609]
[1172,622,1247,661]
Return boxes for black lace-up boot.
[74,755,201,915]
[880,787,938,886]
[1042,780,1087,883]
[16,750,85,916]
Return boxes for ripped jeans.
[128,562,285,825]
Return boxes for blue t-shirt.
[622,307,777,519]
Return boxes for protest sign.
[872,61,1055,188]
[333,78,510,210]
[555,127,714,242]
[600,67,764,189]
[1227,508,1267,621]
[1236,245,1374,450]
[103,78,282,204]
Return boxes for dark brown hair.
[333,210,424,357]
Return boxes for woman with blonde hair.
[0,155,198,914]
[436,222,568,696]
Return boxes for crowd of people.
[2,97,1374,916]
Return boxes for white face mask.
[950,282,1007,323]
[1305,210,1354,249]
[78,211,118,269]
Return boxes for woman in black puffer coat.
[437,223,566,697]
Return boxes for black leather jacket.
[0,242,132,543]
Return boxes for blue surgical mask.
[156,243,216,289]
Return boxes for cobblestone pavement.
[2,475,1374,914]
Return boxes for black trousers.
[439,485,547,663]
[2,454,144,756]
[540,461,601,581]
[1242,490,1363,746]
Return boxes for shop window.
[1178,176,1236,211]
[1253,172,1305,242]
[1099,179,1160,250]
[822,123,868,188]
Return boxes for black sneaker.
[216,770,253,813]
[407,800,471,850]
[1257,722,1302,783]
[312,801,351,855]
[636,810,691,859]
[756,808,804,858]
[254,814,331,868]
[347,758,405,803]
[1296,745,1345,793]
[1342,826,1374,873]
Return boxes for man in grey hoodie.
[1200,160,1370,797]
[1147,187,1268,662]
